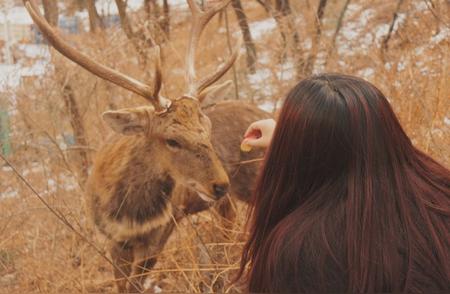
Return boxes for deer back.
[205,101,272,202]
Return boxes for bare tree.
[114,0,136,40]
[304,0,328,75]
[144,0,170,37]
[324,0,351,67]
[231,0,257,73]
[255,0,270,13]
[41,0,91,183]
[162,0,170,36]
[114,0,154,65]
[257,0,304,76]
[276,0,306,77]
[258,0,299,48]
[61,84,90,182]
[382,0,405,52]
[86,0,104,32]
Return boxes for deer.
[24,0,271,292]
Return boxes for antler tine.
[152,46,171,109]
[196,38,242,100]
[23,0,168,111]
[185,0,232,96]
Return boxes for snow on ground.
[338,4,407,55]
[431,27,450,45]
[1,166,13,172]
[357,67,375,79]
[0,6,33,25]
[17,44,50,59]
[1,165,78,199]
[95,0,144,15]
[249,18,277,40]
[413,1,428,12]
[258,100,276,112]
[258,51,271,65]
[0,187,18,199]
[94,0,188,15]
[0,59,51,92]
[248,68,272,95]
[444,117,450,126]
[276,61,296,81]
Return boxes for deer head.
[24,0,241,201]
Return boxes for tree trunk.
[144,0,160,17]
[162,0,170,37]
[42,0,59,26]
[86,0,104,33]
[114,0,151,65]
[231,0,257,73]
[324,0,350,67]
[273,0,304,77]
[382,0,405,52]
[304,0,328,75]
[62,85,91,184]
[115,0,135,39]
[275,0,291,15]
[258,1,303,73]
[255,0,270,13]
[144,0,170,39]
[41,0,91,185]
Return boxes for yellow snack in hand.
[240,142,252,152]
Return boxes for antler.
[23,0,170,112]
[185,0,240,99]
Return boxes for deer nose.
[213,183,229,198]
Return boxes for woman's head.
[239,73,450,293]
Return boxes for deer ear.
[102,109,148,135]
[198,80,233,102]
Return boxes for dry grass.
[0,0,449,292]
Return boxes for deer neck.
[106,136,177,225]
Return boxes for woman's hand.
[241,119,276,150]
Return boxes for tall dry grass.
[0,0,448,292]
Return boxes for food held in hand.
[241,129,261,152]
[240,142,252,152]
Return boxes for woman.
[237,74,449,293]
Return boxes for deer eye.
[166,139,182,149]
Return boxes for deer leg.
[110,240,134,293]
[127,222,176,292]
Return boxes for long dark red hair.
[238,74,449,293]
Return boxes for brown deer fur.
[85,98,270,292]
[23,0,270,291]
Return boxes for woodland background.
[0,0,448,292]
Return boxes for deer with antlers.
[24,0,270,292]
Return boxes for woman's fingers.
[244,124,259,138]
[241,119,276,150]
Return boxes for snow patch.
[0,187,18,199]
[358,67,374,79]
[249,18,276,40]
[431,27,450,44]
[1,166,13,172]
[0,6,34,25]
[276,61,295,81]
[248,68,271,84]
[258,100,276,112]
[258,51,271,65]
[17,44,51,59]
[444,117,450,126]
[95,0,144,15]
[0,59,50,92]
[413,1,428,12]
